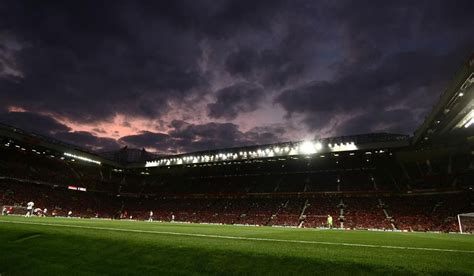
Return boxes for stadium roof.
[413,53,474,145]
[0,121,409,168]
[0,123,120,167]
[143,133,409,168]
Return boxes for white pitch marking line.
[1,220,473,254]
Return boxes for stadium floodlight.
[145,161,156,167]
[456,109,474,128]
[457,213,474,233]
[64,152,101,165]
[315,142,323,151]
[289,147,298,155]
[299,141,317,155]
[329,141,357,152]
[464,117,474,128]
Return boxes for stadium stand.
[1,130,473,232]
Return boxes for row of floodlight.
[5,141,55,157]
[455,79,473,128]
[4,140,102,166]
[145,141,357,168]
[63,152,101,165]
[458,109,474,129]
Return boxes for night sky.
[0,0,473,154]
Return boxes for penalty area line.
[0,220,473,254]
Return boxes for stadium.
[1,1,474,275]
[0,53,473,274]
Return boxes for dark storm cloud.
[54,131,121,152]
[0,111,119,151]
[244,125,287,145]
[221,9,325,89]
[0,0,296,125]
[278,51,455,114]
[338,109,420,136]
[208,82,264,120]
[119,120,285,153]
[140,0,289,39]
[0,1,207,123]
[0,0,473,153]
[225,46,307,88]
[0,111,70,134]
[169,121,248,152]
[119,131,170,149]
[275,0,474,136]
[276,49,472,135]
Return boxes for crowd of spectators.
[1,178,472,232]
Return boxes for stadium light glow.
[329,141,357,152]
[456,109,474,129]
[299,141,317,155]
[64,152,101,165]
[465,117,474,128]
[145,139,356,168]
[315,142,322,150]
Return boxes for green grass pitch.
[0,216,473,275]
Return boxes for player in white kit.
[25,201,34,217]
[148,211,153,222]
